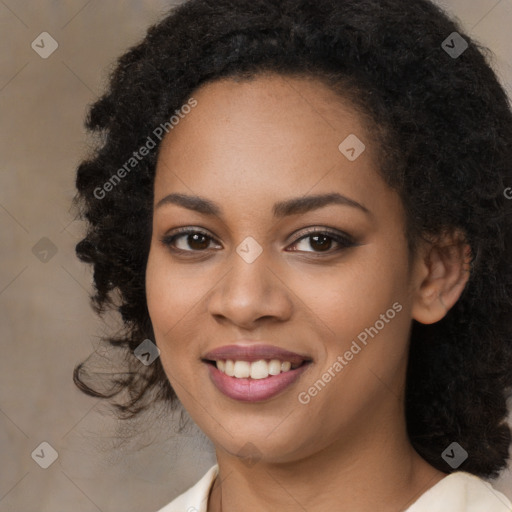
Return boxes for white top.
[156,464,512,512]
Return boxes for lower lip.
[205,362,311,402]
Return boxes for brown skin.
[145,74,470,512]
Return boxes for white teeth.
[250,360,268,379]
[225,360,235,377]
[215,358,300,379]
[233,361,250,378]
[268,359,282,375]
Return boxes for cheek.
[145,246,221,388]
[291,250,407,334]
[146,248,209,336]
[145,251,193,386]
[146,253,189,375]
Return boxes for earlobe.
[412,233,472,325]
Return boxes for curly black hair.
[72,0,512,479]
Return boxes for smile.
[204,359,312,402]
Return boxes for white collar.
[156,464,512,512]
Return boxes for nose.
[207,249,293,329]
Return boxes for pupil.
[189,233,208,250]
[311,234,331,251]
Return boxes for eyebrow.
[155,192,371,218]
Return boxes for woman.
[73,0,512,510]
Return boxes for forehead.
[153,73,388,214]
[159,73,369,150]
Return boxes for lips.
[201,343,313,402]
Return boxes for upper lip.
[202,344,312,365]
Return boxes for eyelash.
[159,226,357,257]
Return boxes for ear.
[411,230,472,325]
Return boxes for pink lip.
[205,361,312,402]
[202,343,311,365]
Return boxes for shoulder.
[406,472,512,512]
[154,464,219,512]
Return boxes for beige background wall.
[1,1,511,510]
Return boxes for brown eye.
[160,228,220,253]
[184,232,210,250]
[288,229,356,254]
[308,234,334,252]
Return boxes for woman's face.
[146,74,424,464]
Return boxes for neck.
[207,405,446,512]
